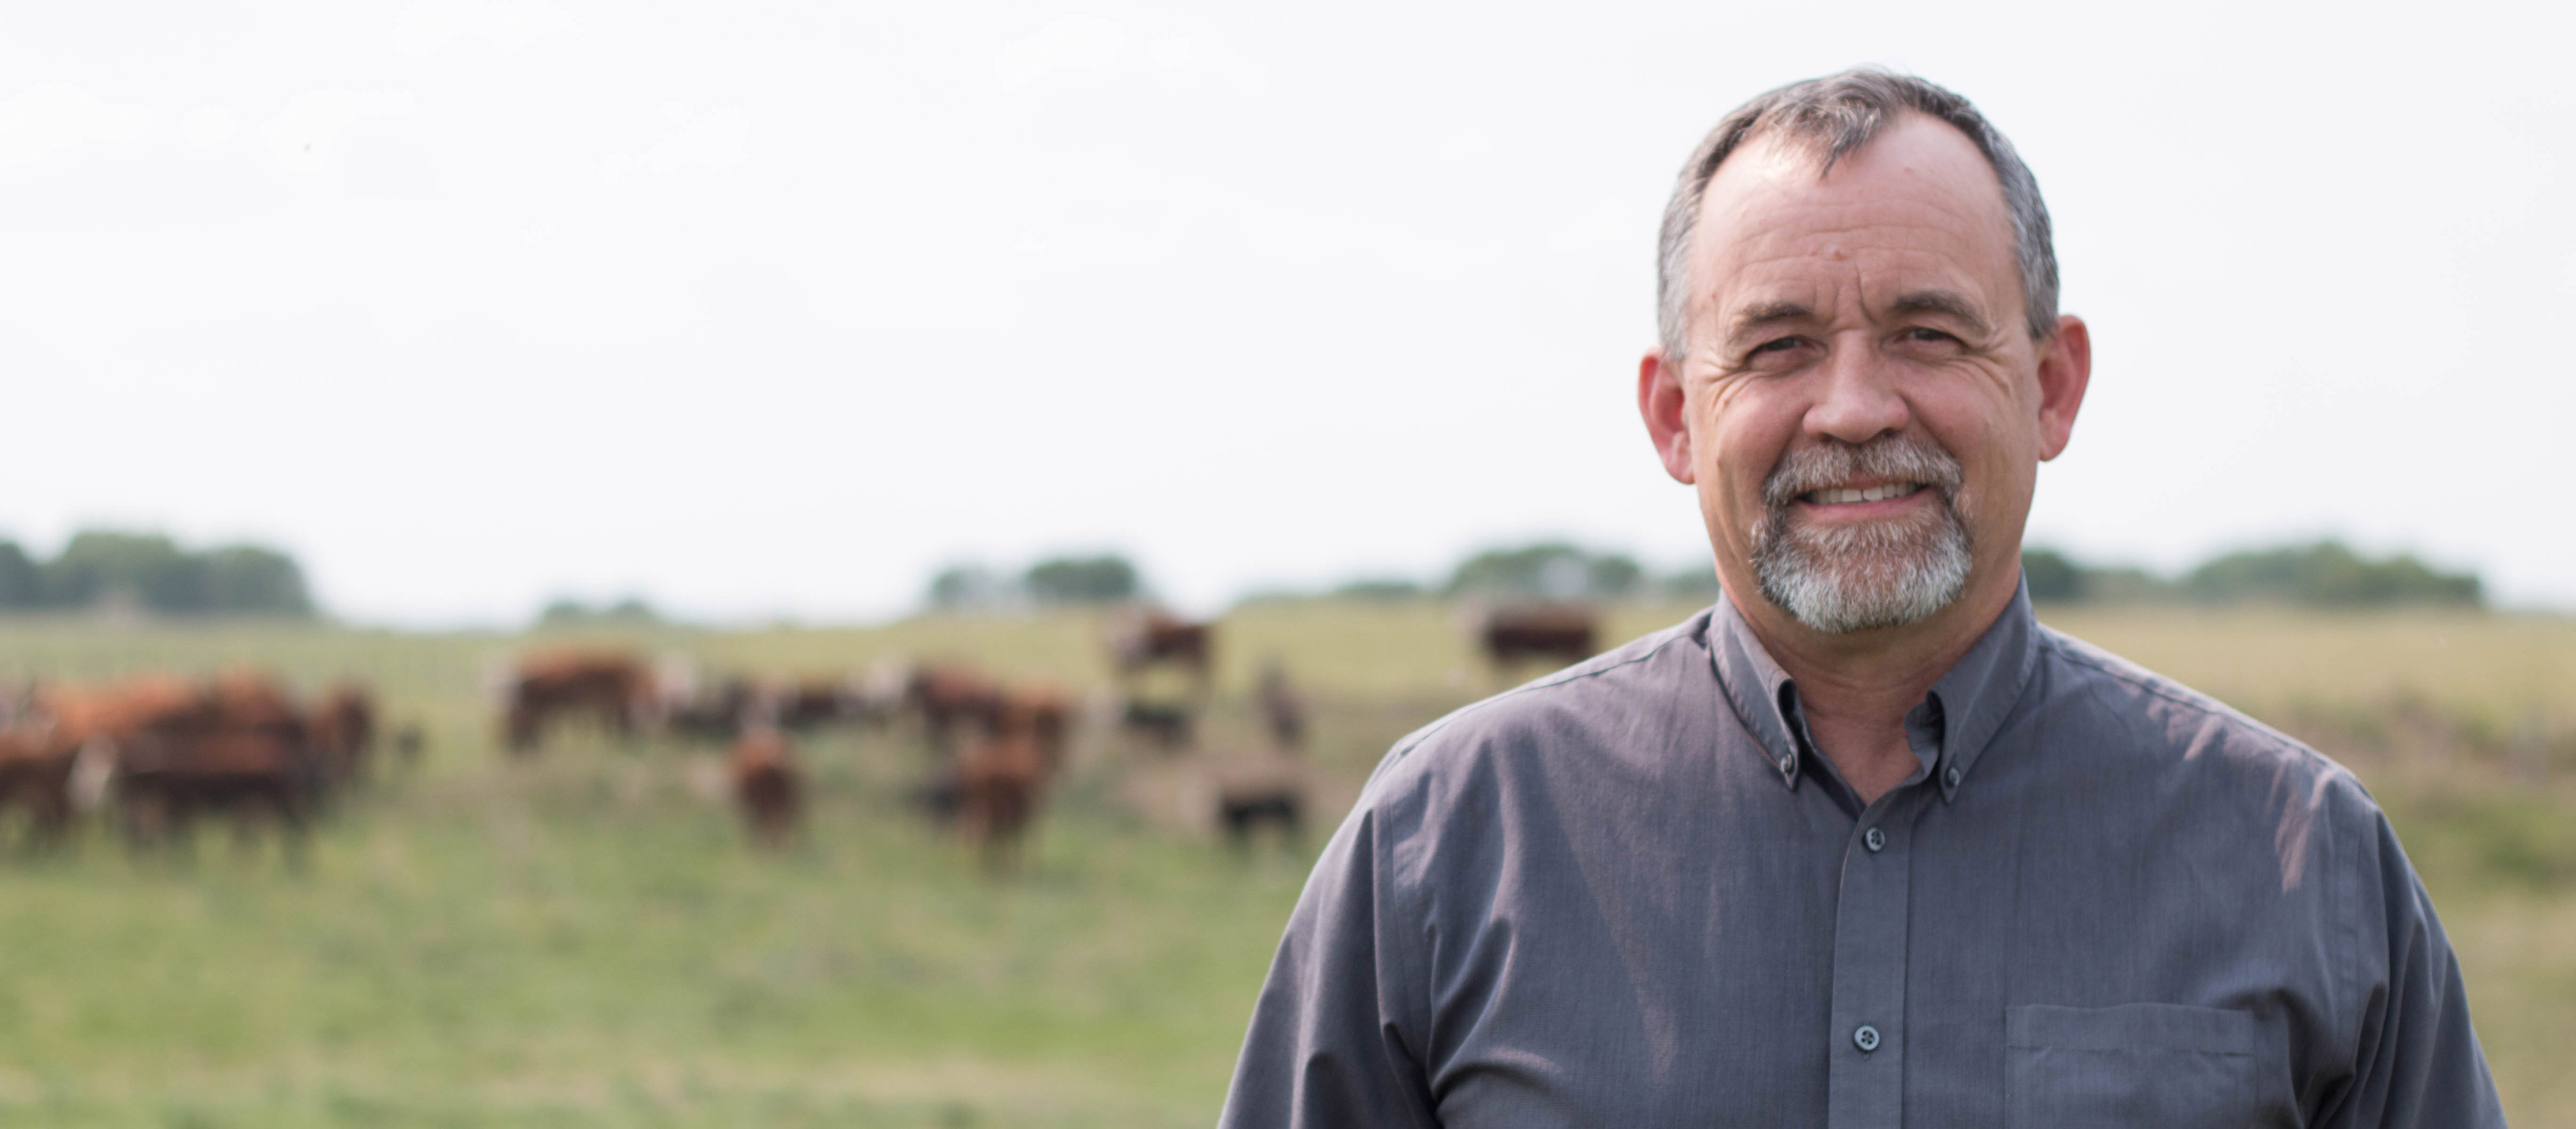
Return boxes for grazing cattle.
[728,727,803,848]
[0,721,77,849]
[663,676,758,741]
[1217,787,1304,851]
[307,681,378,789]
[98,673,321,856]
[1120,699,1194,751]
[955,728,1047,873]
[772,678,856,733]
[950,681,1078,872]
[904,663,1003,753]
[502,649,653,755]
[1480,605,1599,672]
[1256,662,1308,751]
[999,683,1075,771]
[1110,610,1215,685]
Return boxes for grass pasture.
[0,604,2569,1126]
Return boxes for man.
[1219,70,2501,1128]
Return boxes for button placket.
[1825,791,1918,1129]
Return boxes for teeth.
[1807,483,1921,504]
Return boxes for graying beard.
[1750,440,1973,634]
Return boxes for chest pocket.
[2006,1003,2286,1129]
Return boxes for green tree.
[0,541,38,609]
[1330,577,1425,602]
[2183,541,2480,608]
[1023,555,1140,604]
[43,531,199,613]
[1445,542,1642,601]
[202,545,314,616]
[926,563,1014,610]
[2020,547,2085,602]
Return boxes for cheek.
[1692,390,1785,516]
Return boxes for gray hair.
[1655,68,2059,361]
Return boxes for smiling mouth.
[1800,482,1929,505]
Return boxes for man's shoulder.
[2029,624,2376,811]
[1354,609,1716,803]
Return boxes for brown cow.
[950,681,1078,873]
[308,681,377,789]
[0,720,78,849]
[1480,605,1598,672]
[728,727,803,849]
[904,662,1004,754]
[955,728,1047,873]
[772,678,856,733]
[1110,610,1214,685]
[999,682,1075,771]
[503,649,652,755]
[1256,661,1308,751]
[60,673,322,856]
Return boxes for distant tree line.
[536,597,665,628]
[0,530,314,617]
[925,554,1143,610]
[914,538,2485,615]
[2023,541,2482,608]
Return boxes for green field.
[0,604,2570,1127]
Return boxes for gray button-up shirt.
[1220,587,2502,1128]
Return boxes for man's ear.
[1639,350,1695,484]
[2034,315,2091,462]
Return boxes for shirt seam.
[2036,629,2351,778]
[1377,619,1709,773]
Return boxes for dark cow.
[1110,610,1214,685]
[1000,682,1075,771]
[728,727,803,849]
[950,681,1078,873]
[503,649,653,755]
[0,720,77,849]
[905,663,1004,754]
[307,681,377,790]
[772,678,856,733]
[663,676,759,741]
[1119,699,1194,751]
[92,673,322,857]
[956,727,1047,873]
[1480,605,1598,672]
[1256,661,1308,751]
[1217,786,1304,852]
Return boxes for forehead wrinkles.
[1684,125,2018,345]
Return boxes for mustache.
[1760,436,1965,510]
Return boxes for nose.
[1803,337,1911,445]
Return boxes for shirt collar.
[1708,578,2042,801]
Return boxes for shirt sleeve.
[1218,796,1441,1129]
[2316,813,2506,1129]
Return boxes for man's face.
[1642,113,2087,640]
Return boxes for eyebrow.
[1723,300,1816,347]
[1886,290,1993,337]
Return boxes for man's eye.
[1904,327,1956,344]
[1752,337,1801,355]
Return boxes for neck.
[1728,575,2016,804]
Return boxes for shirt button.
[1853,1024,1881,1053]
[1943,766,1962,789]
[1778,753,1795,777]
[1863,826,1886,853]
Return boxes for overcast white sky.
[2,1,2568,625]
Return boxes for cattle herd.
[0,673,411,860]
[0,603,1602,873]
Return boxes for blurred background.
[2,1,2571,1126]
